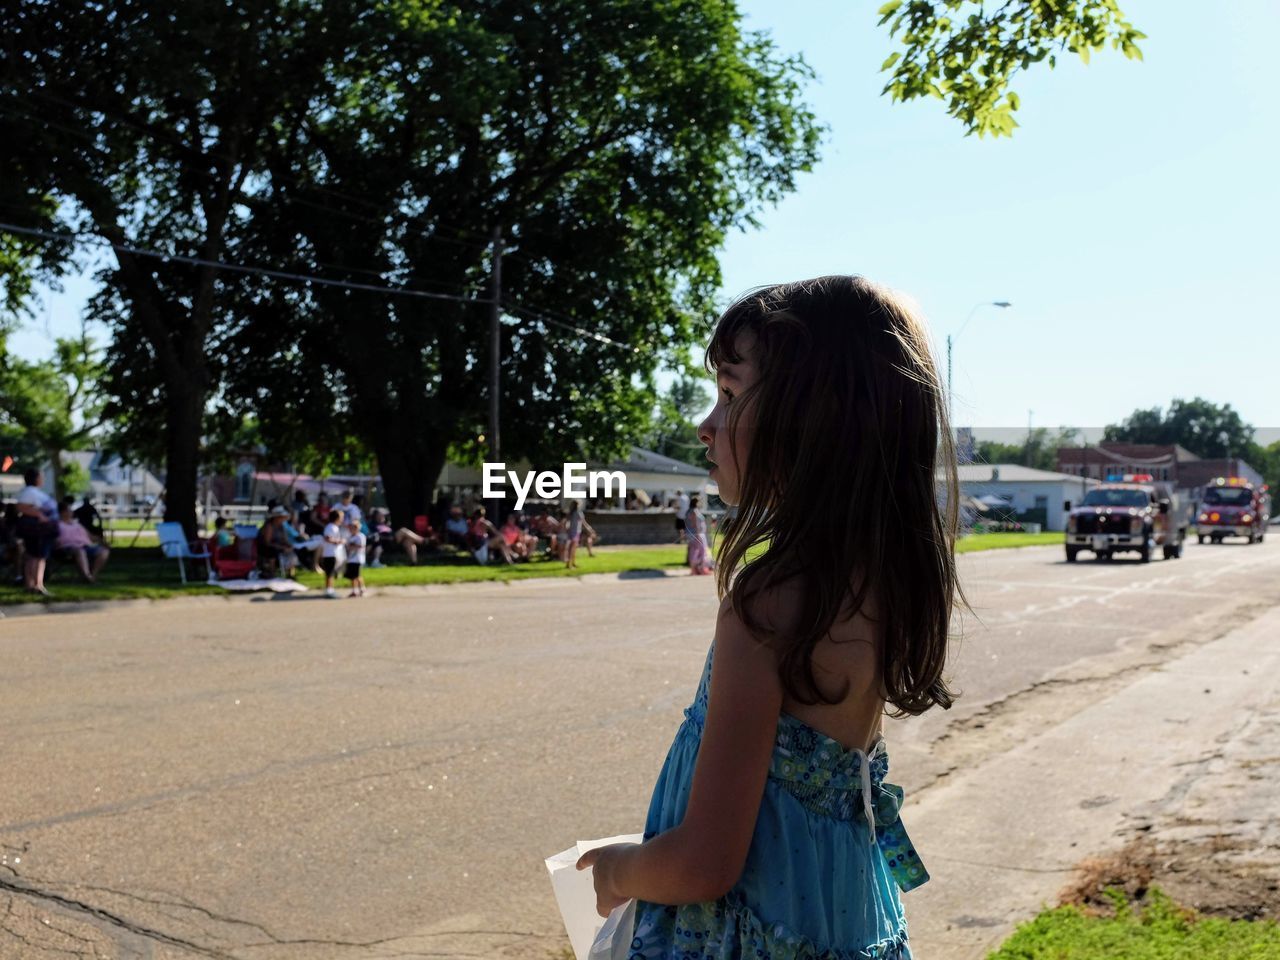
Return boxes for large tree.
[224,0,821,523]
[1105,398,1254,460]
[0,0,1148,530]
[0,333,105,497]
[0,0,352,535]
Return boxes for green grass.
[0,544,690,605]
[0,546,224,604]
[295,545,689,589]
[987,888,1280,959]
[2,532,1061,605]
[101,518,154,531]
[957,531,1063,553]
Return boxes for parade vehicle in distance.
[1196,477,1271,544]
[1063,474,1191,563]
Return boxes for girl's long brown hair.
[708,276,963,717]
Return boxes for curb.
[0,565,696,619]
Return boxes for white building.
[436,446,714,506]
[953,464,1100,532]
[59,451,165,509]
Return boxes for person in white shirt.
[15,467,59,596]
[344,520,367,597]
[339,490,363,525]
[674,490,691,545]
[320,509,344,598]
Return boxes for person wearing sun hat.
[257,505,297,578]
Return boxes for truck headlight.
[1067,516,1077,533]
[1242,514,1252,523]
[1130,517,1143,534]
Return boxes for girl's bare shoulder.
[721,574,881,697]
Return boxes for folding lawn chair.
[156,522,213,584]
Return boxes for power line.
[0,219,490,304]
[0,220,643,351]
[503,302,640,352]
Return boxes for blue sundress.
[628,641,928,959]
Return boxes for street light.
[947,300,1012,414]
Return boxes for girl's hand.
[575,843,633,918]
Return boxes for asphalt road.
[2,536,1278,959]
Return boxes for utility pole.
[488,226,503,464]
[488,226,503,519]
[1026,409,1034,466]
[947,300,1010,416]
[946,334,952,410]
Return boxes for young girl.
[684,495,714,576]
[576,276,962,959]
[563,500,585,569]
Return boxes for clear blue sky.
[712,0,1278,436]
[12,0,1278,438]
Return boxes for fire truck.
[1196,477,1271,544]
[1064,474,1190,563]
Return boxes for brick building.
[1057,442,1264,499]
[1056,442,1197,485]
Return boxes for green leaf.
[877,1,903,16]
[880,51,901,71]
[870,0,1145,137]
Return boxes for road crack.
[0,876,235,959]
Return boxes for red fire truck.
[1196,477,1271,544]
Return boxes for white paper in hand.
[588,897,637,960]
[545,834,643,960]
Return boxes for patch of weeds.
[986,885,1280,959]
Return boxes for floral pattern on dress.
[685,643,930,894]
[629,893,912,960]
[636,640,926,958]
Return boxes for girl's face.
[698,330,759,507]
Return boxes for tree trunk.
[374,427,447,530]
[163,378,205,539]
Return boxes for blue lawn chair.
[156,522,213,583]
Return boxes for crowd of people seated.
[3,477,613,597]
[0,467,111,596]
[202,492,602,583]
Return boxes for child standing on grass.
[563,500,585,569]
[320,510,343,599]
[345,520,366,597]
[576,276,964,959]
[684,494,714,576]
